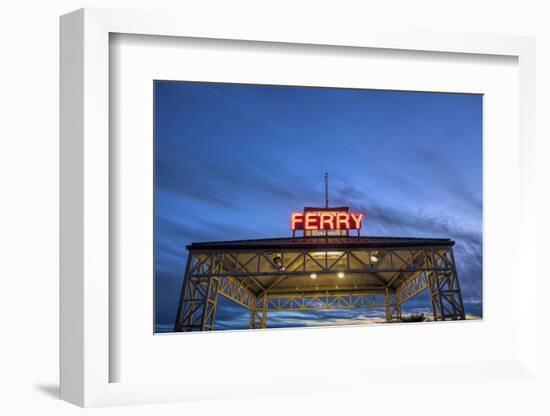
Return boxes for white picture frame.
[60,7,538,408]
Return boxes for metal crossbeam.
[186,248,453,281]
[266,291,386,311]
[189,266,452,278]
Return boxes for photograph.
[154,81,483,333]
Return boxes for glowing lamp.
[273,255,285,271]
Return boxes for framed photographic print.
[60,7,539,409]
[154,81,481,334]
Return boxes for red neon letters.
[291,211,364,231]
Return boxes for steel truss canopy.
[174,236,466,331]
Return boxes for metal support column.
[385,287,400,322]
[426,249,444,320]
[249,292,268,329]
[174,275,220,331]
[449,248,466,319]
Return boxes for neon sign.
[291,210,364,231]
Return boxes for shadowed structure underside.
[174,236,466,331]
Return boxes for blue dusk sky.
[154,81,483,332]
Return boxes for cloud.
[330,181,483,311]
[157,137,324,211]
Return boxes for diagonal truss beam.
[216,275,256,309]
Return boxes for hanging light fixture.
[273,255,286,271]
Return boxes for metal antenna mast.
[324,172,329,208]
